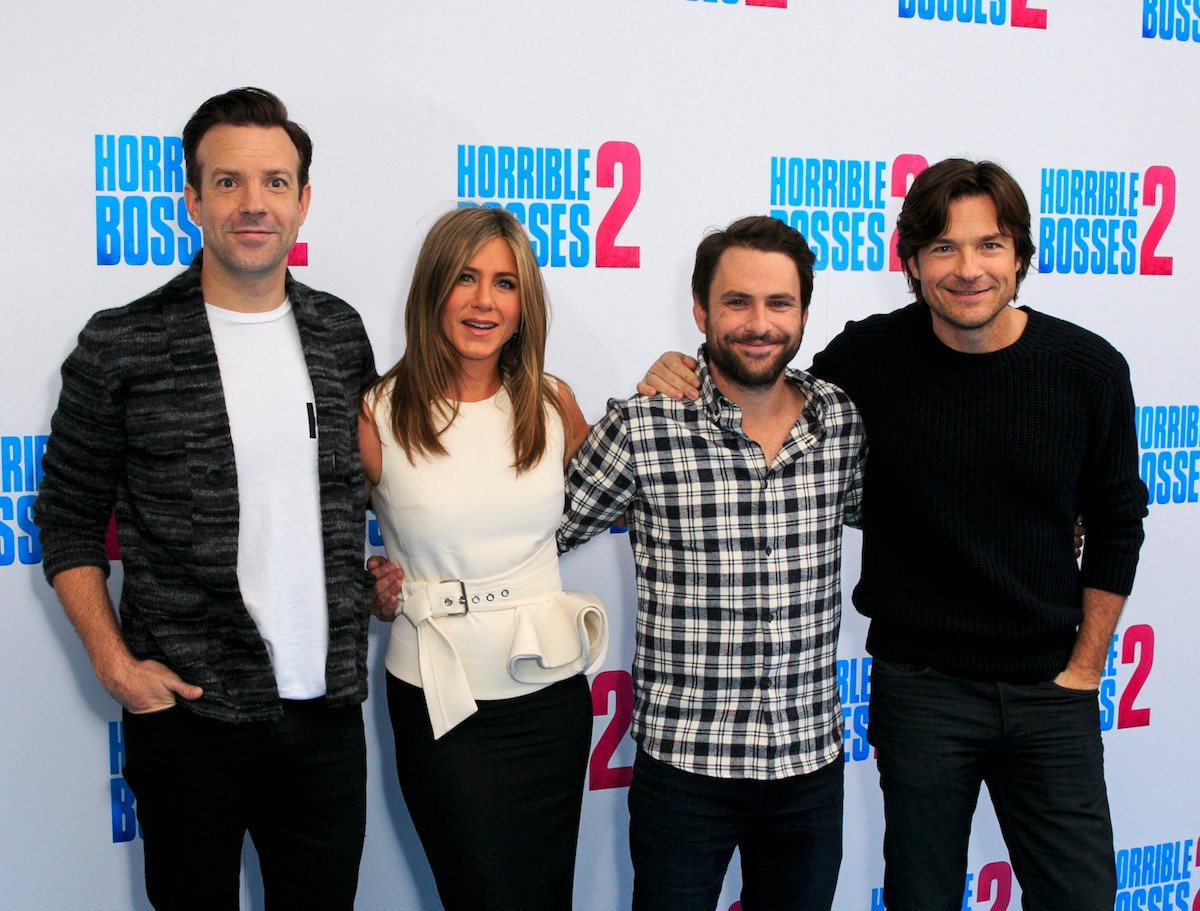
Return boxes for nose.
[239,182,266,215]
[470,279,496,310]
[745,301,771,333]
[953,249,983,280]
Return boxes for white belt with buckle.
[399,539,608,739]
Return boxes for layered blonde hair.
[373,206,567,473]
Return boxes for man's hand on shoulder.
[637,352,700,401]
[366,555,404,622]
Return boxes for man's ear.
[184,184,201,226]
[297,181,312,226]
[905,255,921,286]
[692,295,708,334]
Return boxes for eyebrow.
[718,290,798,302]
[928,232,1010,246]
[209,167,295,180]
[462,266,519,280]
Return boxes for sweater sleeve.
[34,320,127,583]
[1077,351,1148,596]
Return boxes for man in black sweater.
[35,88,375,910]
[641,159,1148,911]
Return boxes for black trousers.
[628,748,844,911]
[387,672,592,910]
[121,699,366,911]
[869,659,1116,911]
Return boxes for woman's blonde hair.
[373,206,566,473]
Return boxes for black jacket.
[35,254,377,721]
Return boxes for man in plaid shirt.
[558,216,865,911]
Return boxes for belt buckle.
[438,579,469,617]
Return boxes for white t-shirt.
[206,299,328,699]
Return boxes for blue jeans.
[868,659,1116,911]
[628,748,843,911]
[121,699,366,911]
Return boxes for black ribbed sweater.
[811,303,1147,682]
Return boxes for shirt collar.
[694,344,826,435]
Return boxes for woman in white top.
[358,207,607,910]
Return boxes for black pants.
[121,699,366,911]
[869,659,1116,911]
[387,673,592,911]
[628,748,844,911]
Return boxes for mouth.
[463,319,499,335]
[732,335,781,353]
[945,286,992,299]
[232,229,276,243]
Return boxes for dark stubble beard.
[706,332,802,390]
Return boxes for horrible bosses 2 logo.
[1,434,46,567]
[898,0,1047,28]
[1037,166,1176,275]
[94,134,309,268]
[870,860,1018,910]
[94,135,200,267]
[109,720,140,842]
[1143,0,1200,41]
[1099,624,1154,732]
[769,152,930,272]
[455,142,641,268]
[1114,835,1195,910]
[1136,404,1200,505]
[839,656,872,763]
[683,0,787,7]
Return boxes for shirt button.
[761,677,771,689]
[204,465,224,486]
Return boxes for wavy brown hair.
[372,206,567,473]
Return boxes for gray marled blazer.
[35,253,378,722]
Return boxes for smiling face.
[183,124,310,297]
[694,246,808,394]
[439,236,522,381]
[906,194,1025,352]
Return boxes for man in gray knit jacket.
[34,88,375,911]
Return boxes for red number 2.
[1140,166,1175,276]
[1117,623,1154,728]
[888,154,928,271]
[589,670,634,789]
[595,141,641,268]
[1010,0,1047,29]
[976,861,1012,910]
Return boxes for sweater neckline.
[923,305,1044,367]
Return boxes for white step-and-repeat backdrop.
[2,2,1196,908]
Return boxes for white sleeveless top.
[371,380,607,737]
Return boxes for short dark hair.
[182,87,313,192]
[896,159,1035,302]
[691,215,816,310]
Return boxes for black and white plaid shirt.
[559,347,865,779]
